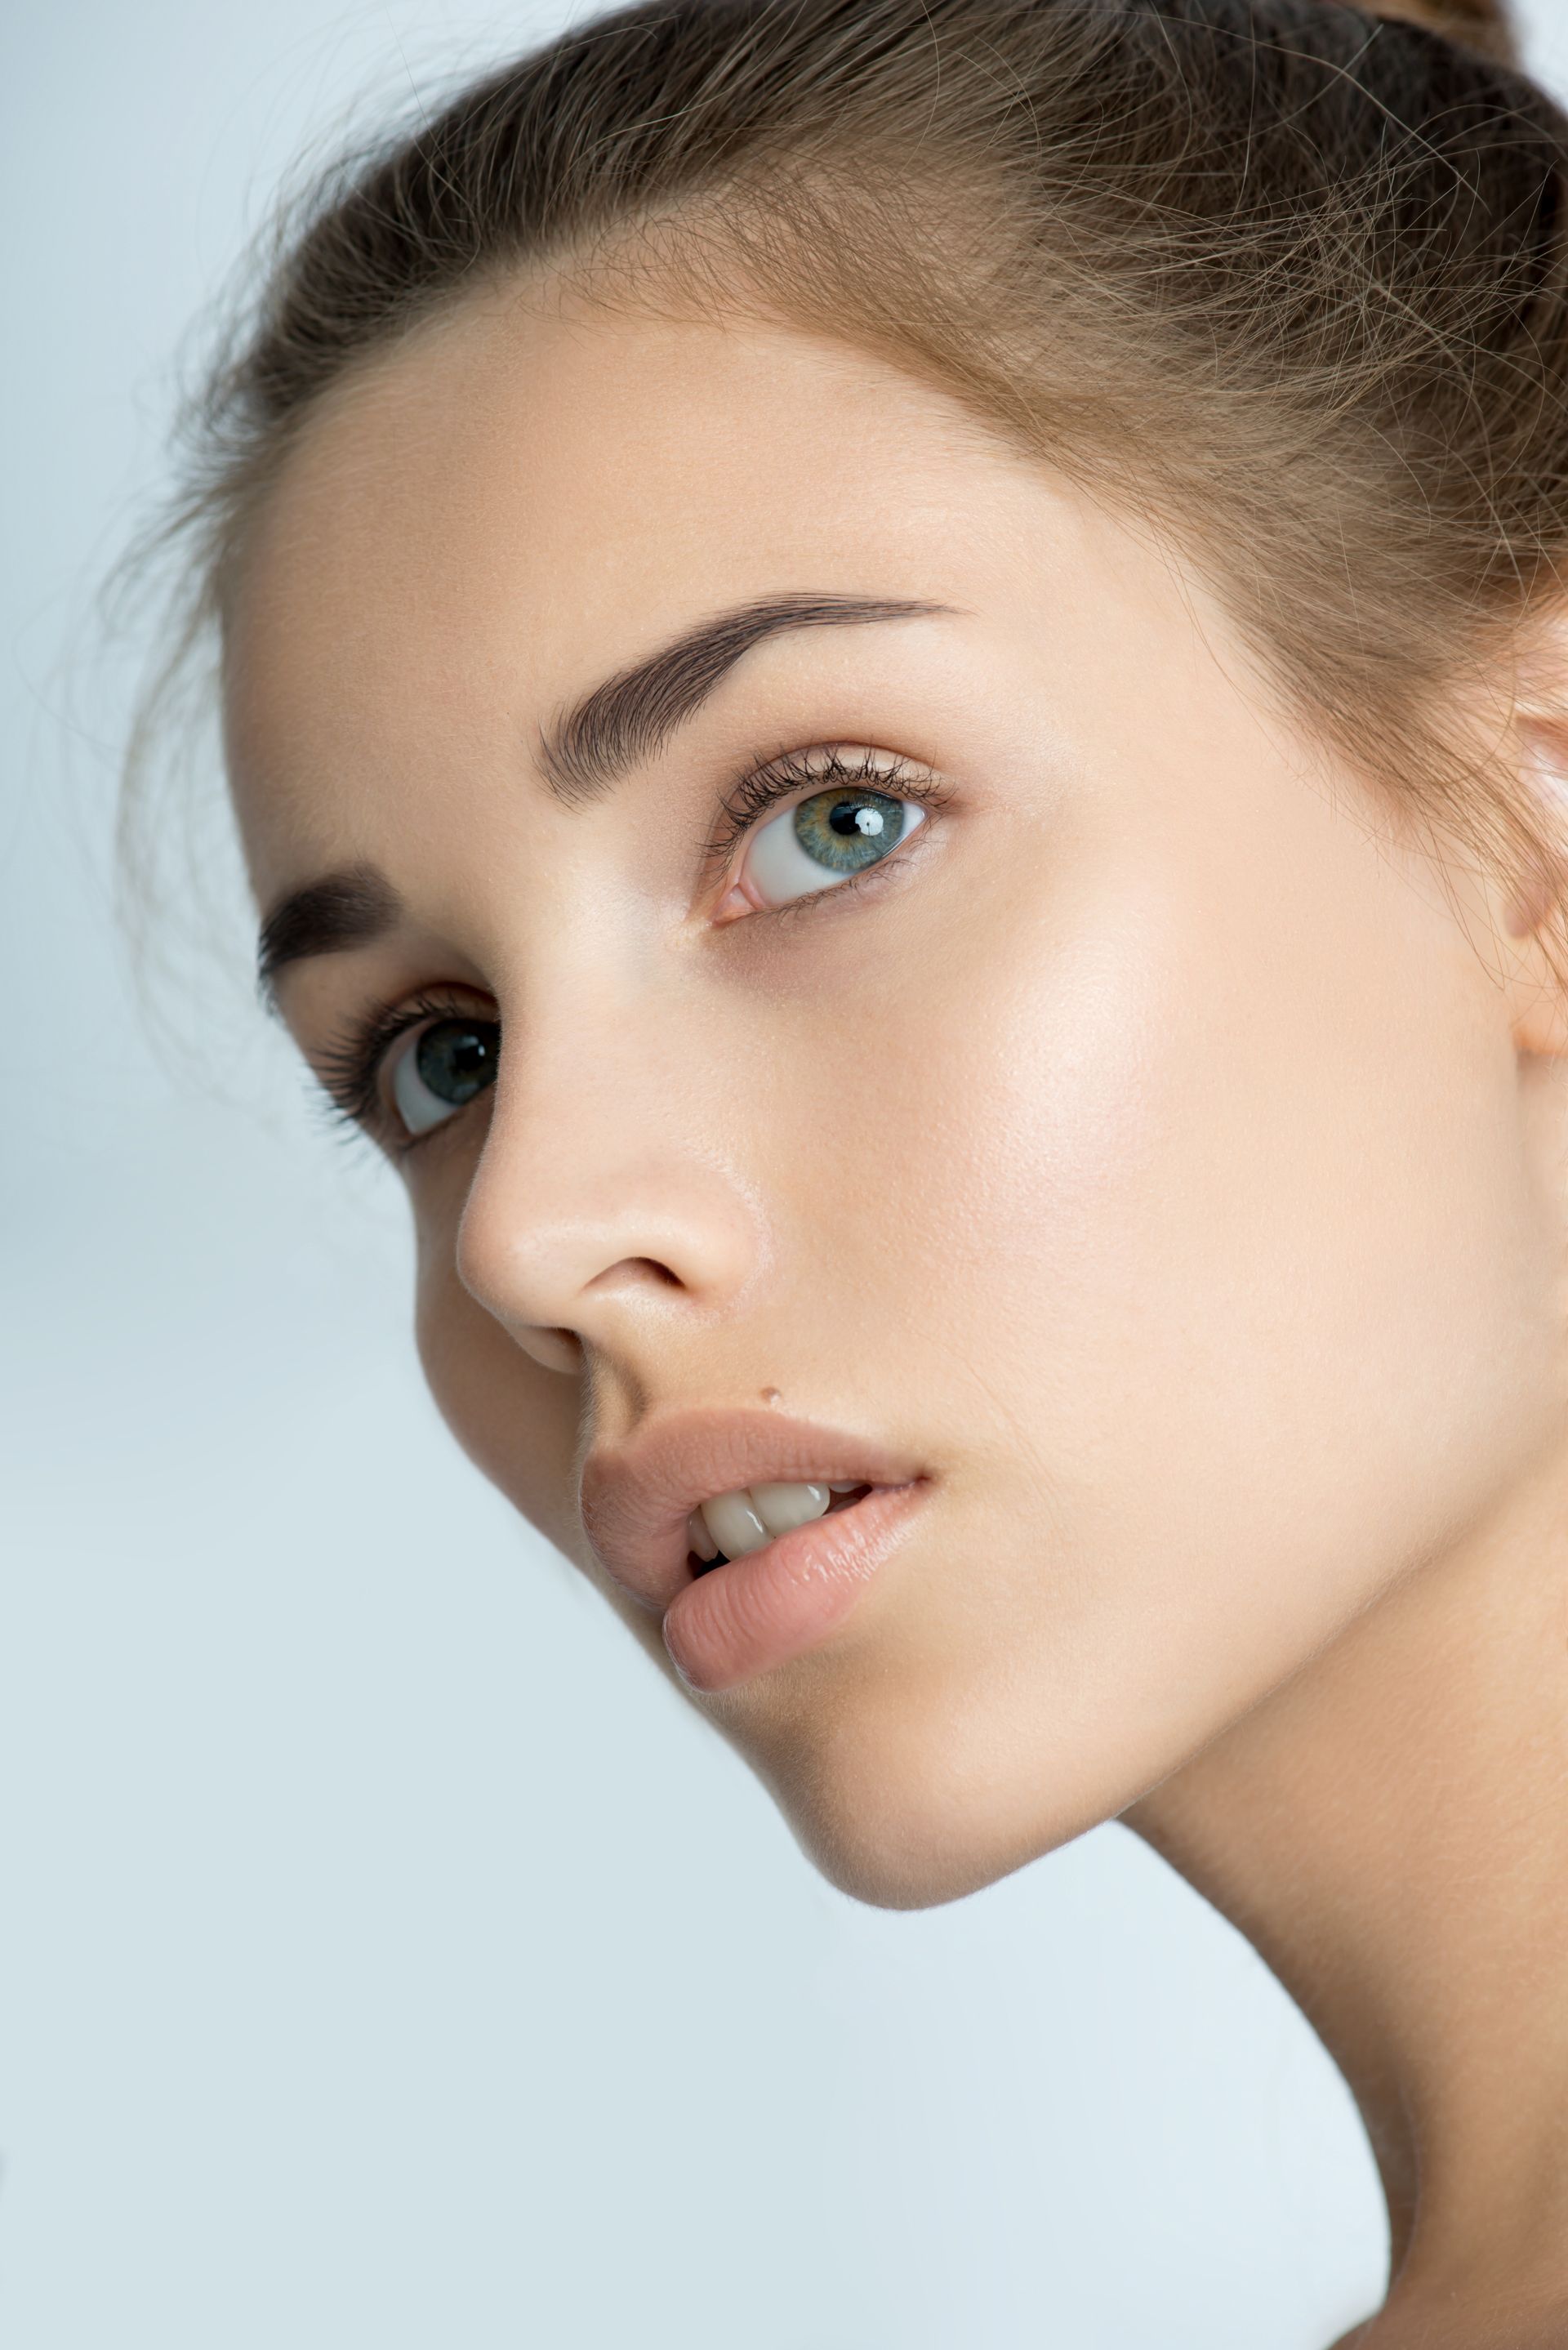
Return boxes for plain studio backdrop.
[6,3,1568,2344]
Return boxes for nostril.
[585,1254,684,1294]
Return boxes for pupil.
[416,1020,495,1105]
[828,797,866,836]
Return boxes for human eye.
[385,1014,500,1138]
[708,747,951,923]
[314,988,501,1149]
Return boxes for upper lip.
[580,1406,927,1611]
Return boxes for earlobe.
[1503,933,1568,1060]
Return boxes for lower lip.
[661,1480,930,1692]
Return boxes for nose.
[454,1027,765,1377]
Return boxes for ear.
[1491,613,1568,1058]
[1494,717,1568,1058]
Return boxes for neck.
[1125,1450,1568,2337]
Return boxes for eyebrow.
[537,590,958,805]
[256,863,402,1006]
[257,590,957,996]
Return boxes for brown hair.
[138,0,1568,976]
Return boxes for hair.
[129,0,1568,981]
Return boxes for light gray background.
[6,3,1566,2343]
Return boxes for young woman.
[140,0,1568,2335]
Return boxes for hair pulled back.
[148,0,1568,971]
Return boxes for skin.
[224,278,1568,2342]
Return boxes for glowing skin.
[224,283,1568,2344]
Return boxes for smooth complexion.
[223,279,1568,2344]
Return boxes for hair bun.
[1362,0,1518,66]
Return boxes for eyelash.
[317,746,950,1144]
[314,986,490,1139]
[700,744,951,868]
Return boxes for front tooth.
[749,1481,831,1538]
[700,1488,772,1559]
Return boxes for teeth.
[749,1481,832,1536]
[699,1489,772,1559]
[688,1509,719,1563]
[696,1479,833,1559]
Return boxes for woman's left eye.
[386,1015,501,1137]
[737,783,927,912]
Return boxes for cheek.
[726,781,1564,1897]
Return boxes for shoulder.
[1324,2295,1568,2349]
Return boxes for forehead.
[220,286,1083,893]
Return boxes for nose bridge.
[454,965,763,1358]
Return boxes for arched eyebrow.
[537,589,959,805]
[256,589,959,998]
[256,864,401,1007]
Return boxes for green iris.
[792,786,906,874]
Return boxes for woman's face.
[224,282,1566,1906]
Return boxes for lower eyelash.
[752,814,941,936]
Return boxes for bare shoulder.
[1326,2297,1568,2350]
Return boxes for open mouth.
[687,1480,873,1575]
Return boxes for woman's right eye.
[386,1015,501,1139]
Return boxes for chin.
[709,1651,1110,1912]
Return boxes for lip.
[580,1407,931,1689]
